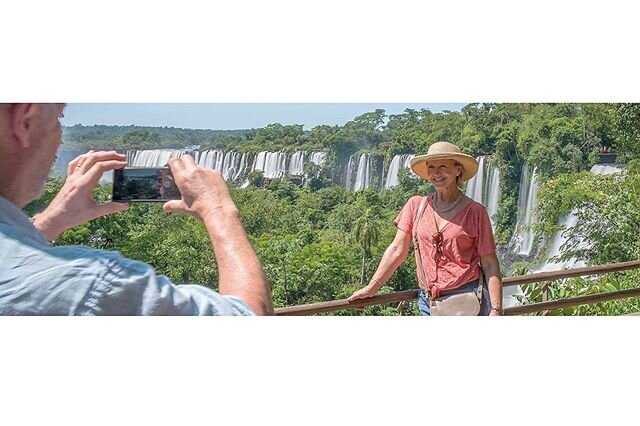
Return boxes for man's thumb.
[97,202,129,218]
[162,200,185,214]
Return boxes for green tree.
[353,207,381,286]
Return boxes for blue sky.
[61,103,465,131]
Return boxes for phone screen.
[113,168,181,202]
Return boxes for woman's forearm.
[481,253,503,311]
[368,243,409,291]
[487,275,503,309]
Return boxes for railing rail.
[274,260,640,316]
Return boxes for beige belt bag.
[429,289,481,316]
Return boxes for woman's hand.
[347,285,378,302]
[32,151,129,241]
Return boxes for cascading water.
[287,151,326,177]
[196,150,225,171]
[534,212,585,272]
[466,156,485,203]
[288,151,306,176]
[486,166,501,224]
[353,153,371,192]
[308,151,327,166]
[345,155,357,190]
[195,150,248,182]
[510,164,539,257]
[465,156,501,227]
[251,151,288,179]
[234,153,248,181]
[384,154,414,189]
[221,152,241,181]
[128,149,189,167]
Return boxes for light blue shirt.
[0,196,254,315]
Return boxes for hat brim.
[410,153,479,183]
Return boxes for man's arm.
[163,155,273,315]
[33,151,272,315]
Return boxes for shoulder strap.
[412,196,429,292]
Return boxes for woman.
[348,141,504,316]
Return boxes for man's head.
[0,103,65,208]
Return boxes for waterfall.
[234,153,248,181]
[509,164,539,257]
[486,165,501,224]
[384,154,414,189]
[465,156,501,226]
[466,156,486,203]
[128,149,189,167]
[195,150,247,182]
[251,151,288,179]
[534,212,585,272]
[308,151,327,166]
[353,153,371,191]
[196,150,224,171]
[288,151,306,176]
[221,152,237,180]
[345,155,356,190]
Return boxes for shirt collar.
[0,195,50,245]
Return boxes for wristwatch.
[491,306,504,314]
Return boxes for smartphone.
[113,167,181,202]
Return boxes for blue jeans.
[418,279,492,316]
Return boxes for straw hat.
[410,141,479,182]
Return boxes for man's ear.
[10,103,38,149]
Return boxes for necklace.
[434,191,464,213]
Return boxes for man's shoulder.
[1,234,148,281]
[0,241,155,315]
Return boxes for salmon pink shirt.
[394,195,496,299]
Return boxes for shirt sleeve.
[91,254,255,316]
[394,196,422,236]
[475,205,497,257]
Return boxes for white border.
[1,2,638,425]
[2,1,640,102]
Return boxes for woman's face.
[425,159,462,189]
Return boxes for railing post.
[541,282,549,316]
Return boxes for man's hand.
[163,155,237,221]
[32,151,129,241]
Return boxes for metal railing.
[274,260,640,316]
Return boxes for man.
[0,103,273,315]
